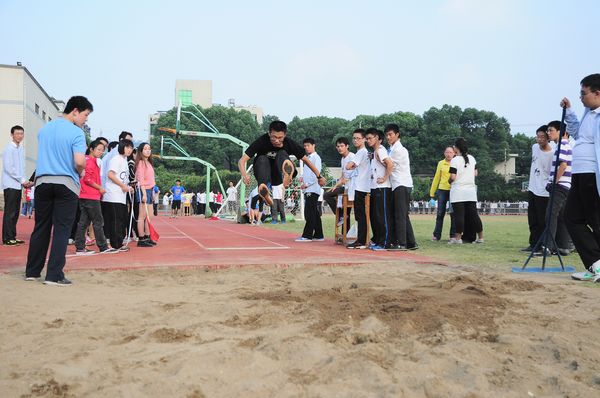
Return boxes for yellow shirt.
[430,159,452,197]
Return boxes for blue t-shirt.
[171,185,186,200]
[36,118,86,185]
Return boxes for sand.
[1,262,600,398]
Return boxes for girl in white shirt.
[449,138,483,244]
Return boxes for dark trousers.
[2,188,21,242]
[153,203,158,216]
[199,203,206,215]
[75,199,109,251]
[452,201,483,239]
[527,191,548,247]
[253,151,293,187]
[101,201,111,241]
[353,190,368,245]
[104,202,128,249]
[544,185,570,251]
[69,200,80,240]
[271,199,286,222]
[432,189,455,240]
[324,186,344,215]
[370,188,392,247]
[566,173,600,270]
[126,193,139,238]
[302,192,323,239]
[25,184,78,281]
[392,186,416,247]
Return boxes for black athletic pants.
[2,188,21,242]
[566,173,600,270]
[527,191,548,247]
[392,186,416,247]
[302,192,323,239]
[25,184,78,281]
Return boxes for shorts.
[136,188,154,203]
[172,200,182,210]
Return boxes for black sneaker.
[99,247,119,254]
[258,183,273,206]
[346,241,367,249]
[43,278,72,286]
[25,275,41,281]
[387,244,407,251]
[14,239,25,244]
[3,240,19,246]
[533,247,552,257]
[75,248,96,256]
[407,245,419,251]
[137,240,153,247]
[142,236,157,246]
[282,159,295,188]
[521,246,533,252]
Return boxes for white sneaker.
[295,237,312,242]
[448,238,463,245]
[591,259,600,274]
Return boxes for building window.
[35,104,39,114]
[178,90,193,107]
[42,111,46,120]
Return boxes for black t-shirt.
[245,133,306,160]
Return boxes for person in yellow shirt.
[430,146,456,241]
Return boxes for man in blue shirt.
[169,179,186,218]
[25,96,91,286]
[2,125,31,245]
[562,74,600,281]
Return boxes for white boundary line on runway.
[206,246,290,251]
[162,221,207,249]
[209,225,289,248]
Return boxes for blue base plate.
[512,266,576,273]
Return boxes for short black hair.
[547,120,562,131]
[352,128,366,137]
[176,179,181,183]
[64,96,93,114]
[269,121,287,133]
[107,141,119,152]
[89,139,105,150]
[581,73,600,92]
[117,139,134,155]
[96,136,109,144]
[384,123,400,135]
[336,137,350,146]
[536,125,547,133]
[10,125,24,134]
[303,137,316,145]
[119,131,133,141]
[365,127,383,142]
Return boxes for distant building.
[175,80,212,109]
[494,153,519,182]
[0,63,62,186]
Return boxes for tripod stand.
[521,107,572,271]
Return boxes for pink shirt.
[135,160,156,189]
[80,155,102,200]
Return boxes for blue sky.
[1,0,597,141]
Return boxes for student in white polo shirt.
[385,124,417,251]
[345,129,370,249]
[366,128,393,250]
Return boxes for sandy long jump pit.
[2,258,600,397]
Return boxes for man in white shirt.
[523,125,554,251]
[2,125,31,245]
[324,137,356,229]
[198,191,207,216]
[366,128,393,250]
[385,124,417,251]
[562,74,600,281]
[270,184,286,223]
[226,181,238,213]
[345,129,370,249]
[296,138,324,242]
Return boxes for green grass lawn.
[264,214,586,271]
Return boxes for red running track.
[0,213,442,273]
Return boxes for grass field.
[264,214,586,271]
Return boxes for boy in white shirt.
[385,124,417,251]
[366,128,393,250]
[345,129,370,249]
